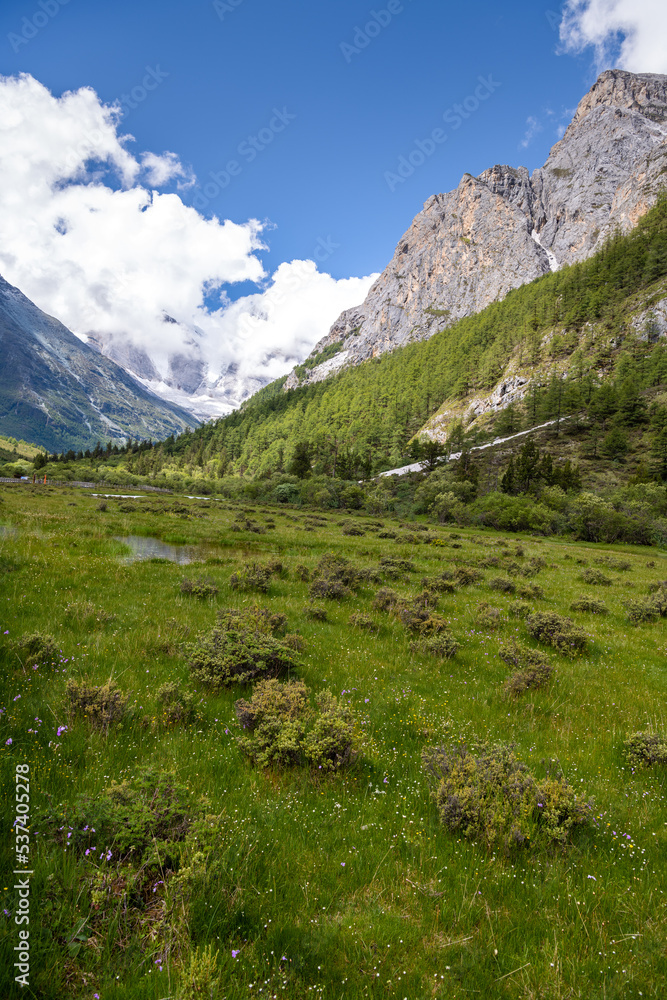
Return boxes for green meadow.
[1,484,666,999]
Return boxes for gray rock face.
[290,70,667,389]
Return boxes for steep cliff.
[286,70,667,390]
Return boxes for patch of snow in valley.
[531,229,560,272]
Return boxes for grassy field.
[1,484,666,999]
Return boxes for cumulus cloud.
[0,73,377,403]
[560,0,667,73]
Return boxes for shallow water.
[114,535,198,565]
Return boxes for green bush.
[570,596,609,615]
[308,552,365,600]
[410,632,459,659]
[154,682,196,726]
[516,582,545,601]
[305,602,328,621]
[455,566,484,586]
[230,562,273,593]
[580,568,613,586]
[12,631,59,666]
[423,741,590,850]
[624,588,667,624]
[499,640,554,697]
[372,587,399,612]
[178,945,220,1000]
[349,612,379,632]
[66,679,128,731]
[235,680,356,771]
[421,574,456,594]
[180,576,219,599]
[187,606,298,689]
[489,576,516,594]
[525,612,589,656]
[379,556,415,578]
[624,731,667,769]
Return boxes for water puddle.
[114,535,199,565]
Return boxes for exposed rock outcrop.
[288,70,667,390]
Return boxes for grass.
[1,484,667,998]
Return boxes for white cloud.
[0,73,376,404]
[520,115,543,149]
[560,0,667,73]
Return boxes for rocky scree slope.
[286,70,667,390]
[0,273,199,453]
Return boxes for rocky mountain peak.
[286,70,667,392]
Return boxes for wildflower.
[57,726,68,737]
[5,738,12,746]
[232,950,240,958]
[13,695,20,701]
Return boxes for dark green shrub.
[473,602,505,631]
[455,566,484,586]
[38,768,193,862]
[489,576,516,594]
[624,731,667,768]
[499,640,554,697]
[624,590,666,623]
[308,552,363,600]
[305,602,328,621]
[421,573,456,594]
[180,576,219,599]
[509,600,532,618]
[379,556,415,577]
[423,741,590,850]
[283,632,307,651]
[410,632,459,659]
[580,568,612,586]
[187,606,298,688]
[230,562,273,593]
[341,523,364,536]
[595,556,632,572]
[235,680,356,771]
[372,587,399,612]
[516,582,545,601]
[349,612,379,632]
[12,631,59,666]
[66,679,127,730]
[378,530,397,539]
[570,596,609,615]
[295,563,311,581]
[154,682,196,726]
[525,612,589,656]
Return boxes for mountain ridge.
[0,273,200,452]
[286,69,667,390]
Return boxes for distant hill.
[0,273,199,452]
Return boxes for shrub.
[305,602,328,621]
[423,741,590,849]
[421,573,456,594]
[624,731,667,769]
[580,568,612,586]
[516,582,545,601]
[37,768,193,862]
[349,612,379,632]
[624,589,667,624]
[187,606,298,689]
[341,523,364,536]
[63,601,116,629]
[308,552,364,600]
[178,945,220,1000]
[489,576,516,594]
[379,556,415,578]
[283,632,307,651]
[596,556,632,572]
[66,679,127,731]
[230,562,273,593]
[295,563,311,581]
[473,602,505,631]
[570,596,609,615]
[154,682,196,726]
[499,640,554,697]
[235,680,356,771]
[12,631,59,667]
[410,632,459,659]
[372,587,399,612]
[455,566,484,586]
[525,612,589,656]
[180,576,219,599]
[509,600,532,618]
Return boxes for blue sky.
[0,0,597,284]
